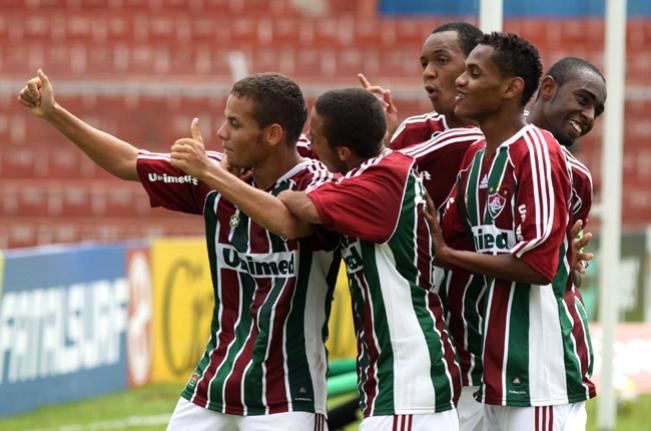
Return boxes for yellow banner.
[325,264,357,360]
[150,238,214,383]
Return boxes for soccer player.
[18,70,339,431]
[528,57,607,279]
[428,33,594,431]
[171,88,462,431]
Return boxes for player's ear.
[264,123,284,147]
[538,75,557,101]
[503,76,525,103]
[337,146,352,162]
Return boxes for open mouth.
[455,91,466,103]
[425,85,437,99]
[568,119,583,136]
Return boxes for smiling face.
[539,69,606,146]
[420,30,468,117]
[216,94,269,169]
[453,44,507,122]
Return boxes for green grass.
[0,385,649,431]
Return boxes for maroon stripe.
[357,273,380,417]
[407,414,413,431]
[543,406,547,431]
[194,268,241,407]
[222,325,257,414]
[216,199,236,243]
[393,415,398,431]
[482,285,511,403]
[249,221,270,253]
[446,270,474,386]
[535,406,539,431]
[564,283,595,396]
[428,289,462,403]
[549,406,554,431]
[265,278,296,414]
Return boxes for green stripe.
[553,242,587,398]
[284,249,317,410]
[207,273,256,411]
[463,275,486,385]
[387,173,454,411]
[465,150,484,227]
[360,241,394,415]
[230,210,250,252]
[575,298,594,377]
[505,283,531,405]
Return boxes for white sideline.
[23,414,170,431]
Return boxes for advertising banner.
[149,239,214,384]
[0,244,130,417]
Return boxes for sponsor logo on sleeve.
[147,173,199,186]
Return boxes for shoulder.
[399,126,484,158]
[508,125,565,162]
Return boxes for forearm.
[45,104,139,181]
[438,246,549,285]
[279,191,322,225]
[200,166,313,239]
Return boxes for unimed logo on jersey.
[147,173,199,186]
[217,245,296,277]
[471,225,516,254]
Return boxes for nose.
[581,106,595,126]
[423,61,437,80]
[455,71,468,89]
[217,121,228,140]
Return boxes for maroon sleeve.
[136,150,217,215]
[570,162,593,228]
[510,131,571,282]
[307,153,412,243]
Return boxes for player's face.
[454,45,505,122]
[307,109,346,173]
[420,31,468,115]
[542,70,606,146]
[217,94,269,169]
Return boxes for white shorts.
[482,401,587,431]
[457,386,483,431]
[166,397,328,431]
[359,409,459,431]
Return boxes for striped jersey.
[563,146,593,228]
[441,124,595,406]
[400,127,486,388]
[307,150,461,417]
[136,150,341,416]
[390,111,449,150]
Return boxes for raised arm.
[18,69,138,181]
[169,119,315,240]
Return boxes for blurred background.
[1,1,651,430]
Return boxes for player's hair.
[432,22,483,56]
[231,72,307,145]
[314,88,386,159]
[546,57,605,87]
[479,32,543,106]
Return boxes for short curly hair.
[231,73,307,145]
[432,22,483,57]
[479,32,543,106]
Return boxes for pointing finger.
[357,73,372,89]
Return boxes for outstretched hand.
[170,118,211,179]
[18,69,56,118]
[357,73,399,142]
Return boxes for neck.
[526,102,548,130]
[251,145,303,189]
[479,108,527,158]
[444,112,476,129]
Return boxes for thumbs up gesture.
[170,117,210,179]
[18,69,56,119]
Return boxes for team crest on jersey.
[188,372,200,388]
[229,213,240,229]
[487,191,507,220]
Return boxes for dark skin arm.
[424,194,550,285]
